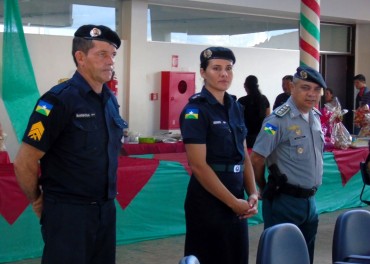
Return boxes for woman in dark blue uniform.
[179,47,259,264]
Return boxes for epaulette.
[312,107,322,116]
[189,93,205,102]
[49,79,71,95]
[273,104,291,117]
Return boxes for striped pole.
[300,0,321,70]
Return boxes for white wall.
[355,24,370,79]
[144,42,299,134]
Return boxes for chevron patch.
[27,121,45,141]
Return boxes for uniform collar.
[286,97,317,118]
[200,86,234,107]
[72,71,112,102]
[73,71,93,96]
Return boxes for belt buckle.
[311,187,317,196]
[233,165,241,173]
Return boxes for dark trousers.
[40,198,116,264]
[262,194,318,264]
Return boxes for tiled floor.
[5,207,369,264]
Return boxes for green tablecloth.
[1,152,369,262]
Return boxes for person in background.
[251,65,327,264]
[354,74,370,108]
[323,88,337,108]
[179,46,258,264]
[238,75,271,147]
[354,74,370,134]
[14,24,127,264]
[273,75,293,110]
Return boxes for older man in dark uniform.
[251,65,327,264]
[14,25,127,264]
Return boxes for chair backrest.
[359,162,370,205]
[179,255,200,264]
[360,162,370,185]
[256,223,310,264]
[332,209,370,262]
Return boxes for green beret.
[294,65,327,89]
[200,47,236,64]
[74,24,121,49]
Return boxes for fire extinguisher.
[106,71,118,96]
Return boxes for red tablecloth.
[0,164,29,225]
[332,147,369,185]
[121,142,185,155]
[116,156,159,209]
[0,151,10,164]
[3,148,365,225]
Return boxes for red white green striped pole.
[300,0,321,70]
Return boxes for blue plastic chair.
[332,209,370,263]
[256,223,310,264]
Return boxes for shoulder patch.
[35,100,53,117]
[274,104,291,117]
[264,123,278,135]
[184,108,199,119]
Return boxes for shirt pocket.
[71,118,100,151]
[210,122,231,138]
[111,117,127,144]
[289,134,310,161]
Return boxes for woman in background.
[238,75,271,147]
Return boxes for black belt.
[209,164,244,173]
[280,183,317,198]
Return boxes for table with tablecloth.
[1,148,370,262]
[121,142,185,155]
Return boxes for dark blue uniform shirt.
[23,71,127,201]
[180,87,247,164]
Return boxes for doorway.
[320,54,355,133]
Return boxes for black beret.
[74,24,121,49]
[200,47,236,65]
[294,65,327,89]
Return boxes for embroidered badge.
[35,100,53,116]
[185,108,199,119]
[27,121,45,141]
[264,123,278,135]
[288,125,301,135]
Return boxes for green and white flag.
[2,0,40,142]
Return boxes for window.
[321,23,353,53]
[148,5,299,49]
[0,0,118,36]
[147,5,353,53]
